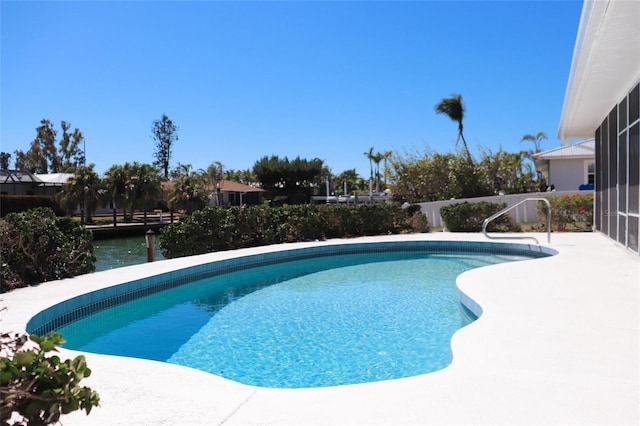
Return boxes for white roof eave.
[558,0,640,140]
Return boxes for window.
[586,161,595,184]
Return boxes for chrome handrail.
[482,197,551,244]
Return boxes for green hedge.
[0,195,65,218]
[159,203,430,258]
[440,201,521,232]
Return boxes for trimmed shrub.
[159,203,429,258]
[440,201,521,232]
[0,208,96,291]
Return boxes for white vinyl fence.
[418,190,592,228]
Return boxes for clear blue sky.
[1,0,583,178]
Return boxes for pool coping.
[1,232,638,425]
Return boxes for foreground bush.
[0,332,100,425]
[440,201,521,232]
[0,208,96,292]
[159,203,429,258]
[538,193,594,231]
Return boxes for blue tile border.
[27,240,557,336]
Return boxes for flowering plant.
[538,193,594,231]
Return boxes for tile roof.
[215,179,265,193]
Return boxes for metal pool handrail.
[482,197,551,244]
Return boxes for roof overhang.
[558,0,640,140]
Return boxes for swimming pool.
[27,240,553,388]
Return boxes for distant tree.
[435,94,472,164]
[0,152,11,170]
[151,114,178,179]
[371,151,384,192]
[170,163,194,180]
[520,131,547,155]
[253,156,324,205]
[381,150,392,187]
[364,147,375,186]
[223,168,257,186]
[333,168,361,195]
[14,119,85,173]
[55,164,102,224]
[104,164,129,227]
[168,170,210,214]
[128,162,162,227]
[58,121,86,170]
[363,148,386,192]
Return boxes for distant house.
[0,170,43,195]
[0,170,73,196]
[532,139,595,191]
[162,179,265,208]
[36,173,74,196]
[209,180,265,207]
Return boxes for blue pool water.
[58,250,527,388]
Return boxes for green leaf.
[14,350,35,366]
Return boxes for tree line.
[3,96,550,216]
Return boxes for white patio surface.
[1,232,638,425]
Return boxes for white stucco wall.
[548,159,588,191]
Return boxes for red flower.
[563,194,569,200]
[578,205,584,212]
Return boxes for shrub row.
[159,203,429,258]
[440,201,521,232]
[0,195,65,218]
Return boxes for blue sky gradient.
[1,1,583,178]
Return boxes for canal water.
[93,236,165,272]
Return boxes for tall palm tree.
[435,94,473,163]
[381,150,392,188]
[364,147,375,186]
[371,151,384,193]
[104,164,128,227]
[56,164,101,224]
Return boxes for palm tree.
[56,164,101,224]
[371,151,384,193]
[364,147,375,186]
[169,171,209,214]
[104,164,128,227]
[128,162,162,228]
[435,94,473,163]
[382,150,392,187]
[520,131,547,154]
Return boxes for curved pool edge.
[24,237,556,336]
[1,232,638,426]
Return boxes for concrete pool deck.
[1,232,638,425]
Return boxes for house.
[0,170,73,196]
[36,173,74,196]
[558,0,640,254]
[532,139,595,191]
[209,179,265,207]
[0,170,43,195]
